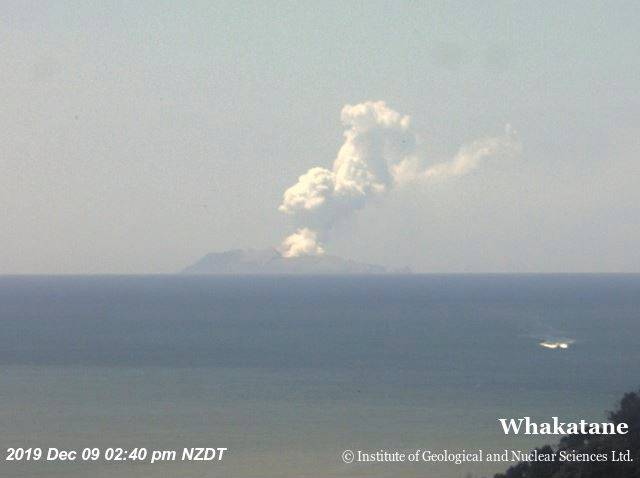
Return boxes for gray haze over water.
[0,275,638,477]
[1,1,639,273]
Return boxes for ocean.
[0,275,638,477]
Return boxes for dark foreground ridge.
[181,248,401,274]
[494,388,640,478]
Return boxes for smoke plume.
[279,101,520,257]
[281,228,324,258]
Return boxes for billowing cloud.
[279,101,416,231]
[281,228,324,258]
[278,101,520,257]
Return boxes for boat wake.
[521,321,577,351]
[539,339,574,350]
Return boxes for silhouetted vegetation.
[494,389,640,478]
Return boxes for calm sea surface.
[0,275,638,477]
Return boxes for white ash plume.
[281,228,325,258]
[279,101,520,257]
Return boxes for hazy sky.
[1,1,639,273]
